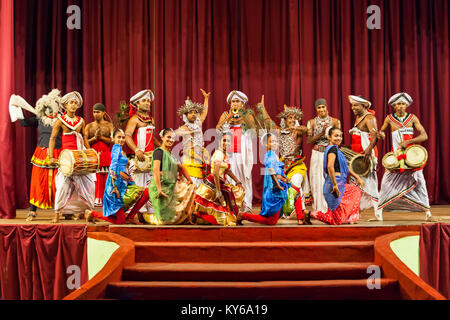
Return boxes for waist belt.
[313,145,327,152]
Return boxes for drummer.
[48,91,96,223]
[377,92,432,221]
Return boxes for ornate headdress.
[227,90,248,105]
[177,97,205,117]
[61,91,83,108]
[277,105,303,120]
[348,95,372,108]
[388,92,413,107]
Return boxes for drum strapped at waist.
[340,146,372,177]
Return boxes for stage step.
[105,279,401,300]
[122,262,374,282]
[108,225,420,242]
[134,241,374,263]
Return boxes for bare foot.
[236,212,244,225]
[51,213,60,224]
[85,209,96,224]
[25,212,36,222]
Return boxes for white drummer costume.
[220,91,254,212]
[348,95,382,219]
[54,92,96,217]
[378,93,431,219]
[127,90,156,213]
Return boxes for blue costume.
[260,150,291,217]
[103,144,132,217]
[322,145,349,211]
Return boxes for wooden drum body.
[58,149,99,177]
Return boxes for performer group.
[9,88,433,225]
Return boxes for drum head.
[382,152,399,170]
[350,155,371,177]
[58,150,75,176]
[405,145,428,168]
[135,156,151,172]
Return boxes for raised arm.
[255,95,280,130]
[200,89,210,123]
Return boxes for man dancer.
[306,98,341,213]
[125,89,160,212]
[175,89,210,187]
[348,95,382,220]
[216,90,257,213]
[377,92,432,221]
[49,91,95,223]
[84,103,114,206]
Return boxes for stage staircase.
[103,226,407,300]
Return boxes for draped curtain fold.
[3,0,448,216]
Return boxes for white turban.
[61,91,83,107]
[227,90,248,105]
[388,92,413,107]
[130,89,155,106]
[348,95,372,108]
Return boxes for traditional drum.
[405,145,428,168]
[134,151,153,173]
[382,152,400,171]
[58,149,99,177]
[340,146,371,177]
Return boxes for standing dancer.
[143,129,196,225]
[84,103,114,206]
[85,130,150,224]
[125,89,160,213]
[175,89,210,187]
[348,95,382,220]
[255,96,311,213]
[306,127,364,225]
[216,90,257,213]
[238,133,307,225]
[9,89,62,221]
[377,93,432,221]
[306,98,341,213]
[48,91,95,223]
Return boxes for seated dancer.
[193,132,245,226]
[175,89,211,187]
[238,133,307,226]
[348,95,382,220]
[49,91,95,223]
[10,89,62,221]
[85,129,150,224]
[306,98,341,213]
[84,103,114,206]
[377,93,432,221]
[125,89,160,212]
[142,129,196,225]
[216,90,257,213]
[255,95,311,213]
[305,127,364,225]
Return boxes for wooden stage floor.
[2,205,449,227]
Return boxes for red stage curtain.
[419,223,450,299]
[0,0,16,218]
[0,224,88,300]
[9,0,450,211]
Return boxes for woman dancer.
[142,128,196,225]
[304,127,364,225]
[85,129,150,224]
[193,132,245,226]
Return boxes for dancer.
[142,128,196,225]
[193,132,245,226]
[306,127,364,225]
[377,92,432,221]
[85,129,150,224]
[255,96,311,213]
[175,89,211,187]
[10,89,62,221]
[306,98,341,213]
[84,103,114,206]
[238,133,307,225]
[216,90,257,212]
[125,89,160,212]
[348,95,382,220]
[48,91,95,223]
